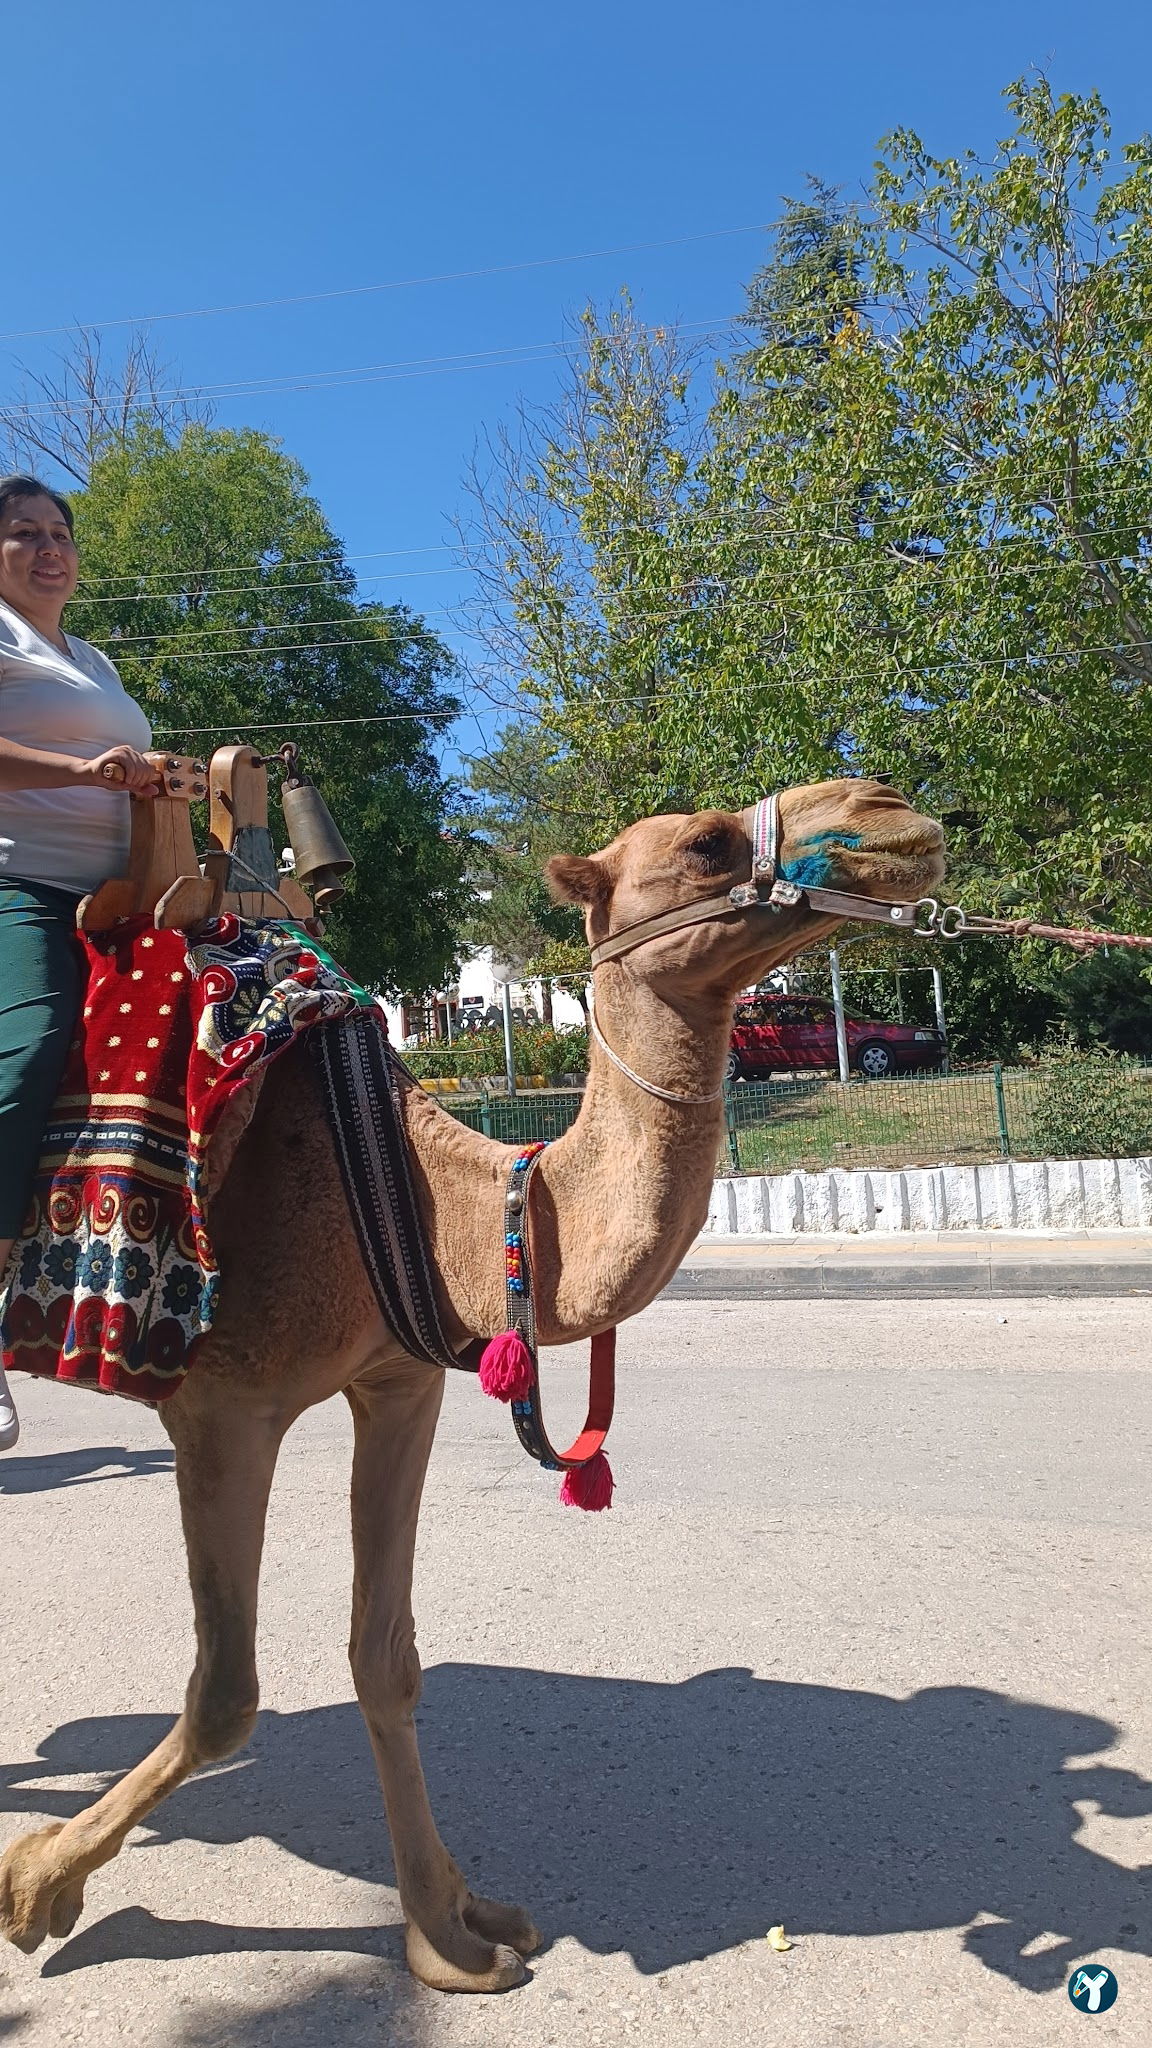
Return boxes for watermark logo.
[1068,1964,1118,2013]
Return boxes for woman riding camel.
[0,475,159,1451]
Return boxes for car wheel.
[856,1041,895,1080]
[724,1050,745,1083]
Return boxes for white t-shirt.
[0,598,152,894]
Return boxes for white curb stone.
[704,1153,1152,1234]
[768,1173,804,1234]
[1011,1161,1050,1232]
[868,1170,909,1232]
[976,1161,1016,1231]
[1046,1159,1085,1230]
[732,1175,769,1233]
[798,1169,839,1233]
[707,1178,737,1232]
[834,1171,875,1234]
[1082,1157,1121,1230]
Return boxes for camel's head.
[547,778,946,998]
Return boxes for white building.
[378,945,589,1047]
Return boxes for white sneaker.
[0,1364,19,1452]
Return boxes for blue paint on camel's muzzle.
[779,832,862,889]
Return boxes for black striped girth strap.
[500,1142,616,1473]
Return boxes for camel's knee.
[183,1668,259,1764]
[350,1619,422,1726]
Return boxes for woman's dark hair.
[0,475,74,533]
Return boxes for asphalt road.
[2,1296,1151,2047]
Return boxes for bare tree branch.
[0,328,210,486]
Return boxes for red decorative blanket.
[0,914,370,1403]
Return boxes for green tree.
[742,179,864,349]
[463,723,589,1017]
[1055,948,1152,1056]
[713,78,1152,922]
[465,300,713,834]
[465,76,1152,1051]
[66,423,467,993]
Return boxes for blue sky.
[5,1,1150,775]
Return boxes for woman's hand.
[79,746,161,797]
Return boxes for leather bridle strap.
[589,793,921,968]
[502,1144,616,1472]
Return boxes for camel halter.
[589,793,924,972]
[584,793,925,1106]
[587,793,1152,971]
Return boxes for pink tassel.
[559,1450,614,1511]
[478,1330,536,1402]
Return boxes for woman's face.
[0,493,79,616]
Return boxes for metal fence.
[439,1089,585,1146]
[432,1063,1152,1174]
[724,1067,1038,1174]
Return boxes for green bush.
[1025,1043,1152,1159]
[516,1023,589,1081]
[402,1025,588,1084]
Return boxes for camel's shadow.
[2,1666,1150,1990]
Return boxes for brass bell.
[281,771,355,911]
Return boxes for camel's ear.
[546,853,611,908]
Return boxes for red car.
[727,992,946,1081]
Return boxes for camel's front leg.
[347,1362,538,1992]
[0,1385,290,1953]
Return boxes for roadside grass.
[428,1060,1152,1173]
[724,1067,1152,1174]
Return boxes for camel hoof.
[405,1918,529,1994]
[463,1893,541,1957]
[48,1876,88,1941]
[0,1824,79,1954]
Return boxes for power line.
[0,225,770,341]
[129,632,454,661]
[72,535,1152,608]
[141,622,1152,748]
[73,543,454,588]
[541,638,1152,688]
[9,346,566,414]
[6,314,735,415]
[63,514,1152,606]
[152,708,460,734]
[90,584,1152,652]
[73,566,465,606]
[117,626,1152,675]
[105,612,447,645]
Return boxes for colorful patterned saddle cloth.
[0,915,370,1403]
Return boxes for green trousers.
[0,879,84,1239]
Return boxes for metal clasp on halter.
[911,899,968,939]
[727,875,802,914]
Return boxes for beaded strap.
[502,1144,616,1471]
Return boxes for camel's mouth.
[856,816,946,865]
[831,815,947,902]
[782,817,945,891]
[765,785,946,903]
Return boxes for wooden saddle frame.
[78,744,318,935]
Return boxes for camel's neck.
[406,965,731,1346]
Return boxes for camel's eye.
[683,829,735,876]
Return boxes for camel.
[0,775,945,1993]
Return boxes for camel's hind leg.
[0,1386,290,1953]
[346,1361,539,1993]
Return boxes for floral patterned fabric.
[0,914,370,1404]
